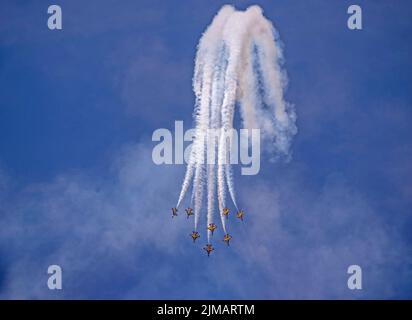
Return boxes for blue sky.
[0,0,411,299]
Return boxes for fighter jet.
[203,244,214,257]
[190,231,200,243]
[236,210,245,221]
[223,233,232,246]
[185,208,194,219]
[207,223,217,235]
[222,207,230,219]
[171,207,178,218]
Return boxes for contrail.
[176,5,297,245]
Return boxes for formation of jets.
[171,207,245,256]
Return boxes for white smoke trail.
[225,163,238,210]
[176,5,297,241]
[206,44,228,242]
[176,6,234,212]
[206,164,215,242]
